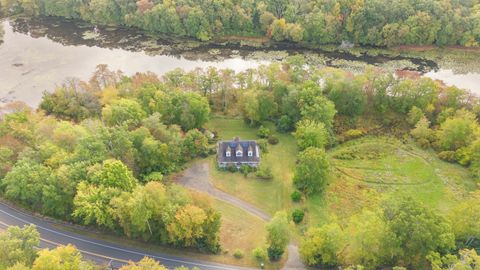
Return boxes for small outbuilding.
[217,137,260,168]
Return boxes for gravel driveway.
[177,162,271,221]
[177,161,306,270]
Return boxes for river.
[1,17,479,107]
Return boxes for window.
[226,151,231,157]
[248,151,253,157]
[236,150,243,157]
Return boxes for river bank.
[1,16,479,107]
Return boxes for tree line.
[0,224,199,270]
[0,65,220,253]
[1,0,480,47]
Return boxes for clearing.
[306,136,478,226]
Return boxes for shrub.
[290,190,302,202]
[268,135,279,145]
[276,115,294,133]
[233,249,244,259]
[252,247,267,261]
[143,172,164,183]
[416,138,431,149]
[240,165,253,176]
[292,209,305,224]
[227,165,238,172]
[343,129,365,141]
[438,151,457,163]
[257,139,268,153]
[256,166,273,179]
[257,125,271,138]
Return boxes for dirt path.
[177,161,306,270]
[177,162,271,221]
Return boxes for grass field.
[306,136,478,226]
[207,117,297,215]
[202,118,477,267]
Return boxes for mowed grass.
[306,136,478,226]
[207,117,297,215]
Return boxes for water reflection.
[0,17,478,107]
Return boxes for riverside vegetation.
[0,58,479,269]
[1,0,480,47]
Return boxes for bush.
[143,172,164,183]
[290,190,302,202]
[257,125,271,138]
[256,166,273,179]
[240,165,253,176]
[416,138,431,149]
[438,151,457,163]
[252,247,267,261]
[257,139,268,153]
[227,165,238,172]
[233,249,244,259]
[292,209,305,224]
[276,115,294,133]
[343,129,365,141]
[268,135,279,145]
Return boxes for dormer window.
[248,151,253,157]
[226,151,231,157]
[236,150,243,157]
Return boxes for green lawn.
[306,136,478,226]
[207,117,297,216]
[206,118,477,245]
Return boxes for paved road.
[0,201,256,270]
[177,162,306,270]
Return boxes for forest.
[0,58,479,268]
[1,0,480,47]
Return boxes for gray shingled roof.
[217,139,260,163]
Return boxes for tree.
[88,159,137,191]
[269,19,287,41]
[182,129,208,159]
[300,223,344,267]
[293,147,330,195]
[382,196,455,267]
[436,110,479,151]
[39,86,101,122]
[32,245,89,270]
[2,158,53,212]
[166,204,221,252]
[119,257,167,270]
[327,79,366,118]
[266,211,289,261]
[298,87,336,131]
[343,210,390,268]
[265,0,288,18]
[411,116,434,147]
[448,192,480,243]
[102,98,146,127]
[294,120,328,150]
[110,182,167,238]
[0,225,39,268]
[428,249,480,270]
[72,182,119,229]
[153,92,210,131]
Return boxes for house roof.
[218,138,260,163]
